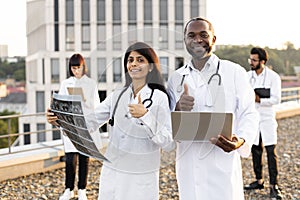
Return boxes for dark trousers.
[65,152,89,190]
[251,134,278,185]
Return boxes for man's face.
[248,54,261,70]
[184,20,216,59]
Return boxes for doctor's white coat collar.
[178,54,220,76]
[128,83,152,99]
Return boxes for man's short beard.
[251,64,261,71]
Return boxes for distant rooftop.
[0,93,26,104]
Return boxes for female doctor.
[47,53,101,200]
[86,42,173,200]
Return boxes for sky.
[0,0,300,57]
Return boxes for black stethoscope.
[176,60,221,93]
[108,86,154,126]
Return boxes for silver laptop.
[171,111,233,141]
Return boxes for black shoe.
[244,180,264,190]
[270,185,283,200]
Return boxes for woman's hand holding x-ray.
[128,94,148,118]
[175,83,194,111]
[46,108,59,126]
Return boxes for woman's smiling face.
[127,51,151,82]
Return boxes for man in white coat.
[244,47,282,199]
[167,17,259,200]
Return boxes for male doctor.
[167,17,259,200]
[244,47,282,200]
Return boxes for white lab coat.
[247,67,281,146]
[59,75,102,153]
[86,85,173,200]
[167,54,259,200]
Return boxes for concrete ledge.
[276,107,300,119]
[0,140,65,182]
[275,101,300,119]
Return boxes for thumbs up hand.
[175,83,194,111]
[128,94,148,118]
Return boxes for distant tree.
[214,44,300,76]
[0,110,18,148]
[0,58,25,81]
[13,69,25,81]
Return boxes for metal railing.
[281,87,300,102]
[1,87,300,156]
[0,112,61,156]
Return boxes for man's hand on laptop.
[175,84,194,111]
[210,134,245,153]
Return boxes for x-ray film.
[51,93,109,162]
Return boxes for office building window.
[159,57,169,82]
[28,60,37,83]
[51,58,60,83]
[175,0,183,21]
[175,57,184,70]
[159,0,168,49]
[66,0,74,51]
[66,0,74,21]
[23,124,30,145]
[36,91,45,113]
[113,0,121,21]
[128,0,137,45]
[37,123,46,142]
[113,24,122,50]
[190,0,199,18]
[175,23,184,49]
[159,0,168,22]
[112,0,121,50]
[128,24,137,45]
[42,59,45,84]
[52,125,61,140]
[159,24,168,49]
[97,0,105,21]
[66,25,75,51]
[144,24,153,45]
[82,0,90,50]
[128,0,136,21]
[98,58,107,82]
[82,0,90,21]
[144,0,152,22]
[97,0,106,50]
[97,24,106,50]
[54,0,59,51]
[113,58,122,82]
[82,24,90,50]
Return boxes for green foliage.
[214,43,300,76]
[0,58,25,81]
[0,110,19,148]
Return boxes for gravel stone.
[0,116,299,200]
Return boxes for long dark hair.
[123,42,169,103]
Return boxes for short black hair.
[250,47,268,64]
[184,17,215,35]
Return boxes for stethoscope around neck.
[108,86,154,126]
[250,68,267,86]
[176,60,221,93]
